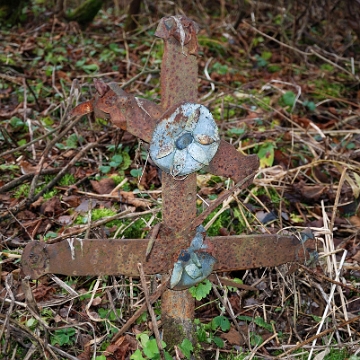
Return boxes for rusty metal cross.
[21,15,315,341]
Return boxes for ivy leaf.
[178,338,193,359]
[189,279,212,301]
[211,316,231,332]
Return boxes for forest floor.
[1,2,360,359]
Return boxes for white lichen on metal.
[150,103,220,178]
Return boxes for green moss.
[58,174,76,186]
[14,183,30,198]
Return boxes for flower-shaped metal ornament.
[150,103,220,177]
[170,225,217,290]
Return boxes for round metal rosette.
[149,102,220,177]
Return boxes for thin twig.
[46,208,159,244]
[182,172,256,234]
[0,168,60,194]
[111,275,169,343]
[138,263,165,360]
[277,315,360,358]
[212,280,249,347]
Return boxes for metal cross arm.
[21,15,316,290]
[21,234,315,280]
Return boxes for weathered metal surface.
[155,16,200,343]
[150,102,220,177]
[21,235,316,280]
[155,16,199,109]
[71,80,162,143]
[207,140,259,184]
[20,14,313,294]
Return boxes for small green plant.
[130,333,172,360]
[211,61,230,75]
[237,315,277,347]
[280,91,297,109]
[99,150,131,174]
[56,133,84,150]
[189,279,212,301]
[255,51,272,68]
[194,315,231,349]
[50,327,76,346]
[14,183,30,198]
[303,99,316,111]
[9,116,27,131]
[59,174,76,186]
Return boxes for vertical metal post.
[158,29,198,347]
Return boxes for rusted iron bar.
[155,16,200,346]
[21,235,316,280]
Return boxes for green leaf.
[178,338,193,359]
[26,317,37,328]
[212,336,224,348]
[10,116,25,130]
[261,51,272,60]
[130,168,143,177]
[143,339,159,358]
[227,277,243,292]
[211,316,231,332]
[95,356,107,360]
[83,64,99,73]
[17,139,27,146]
[257,141,274,168]
[281,91,296,108]
[139,333,150,348]
[51,328,76,346]
[120,151,132,170]
[250,332,263,346]
[254,317,272,332]
[66,133,79,149]
[227,127,245,136]
[195,323,208,342]
[111,154,123,165]
[99,165,111,174]
[237,315,254,322]
[130,349,145,360]
[189,279,212,301]
[303,100,316,111]
[255,54,267,67]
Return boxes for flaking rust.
[22,14,316,290]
